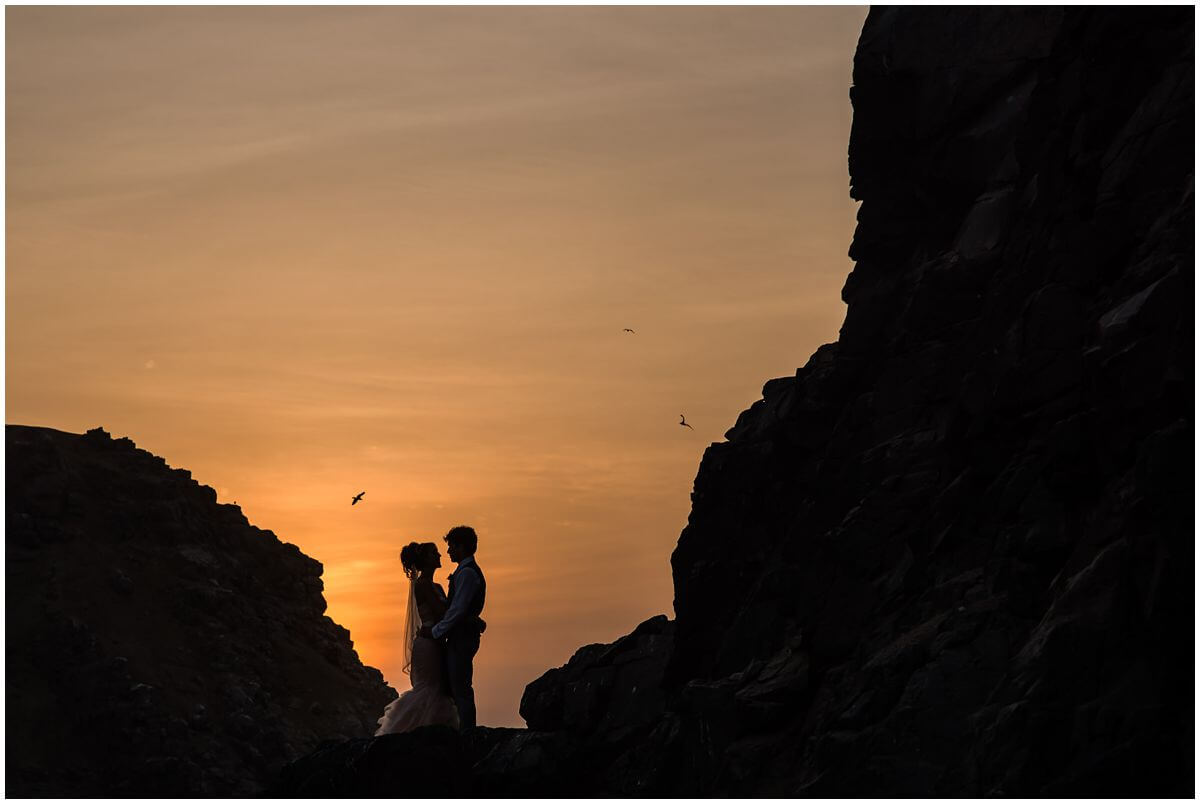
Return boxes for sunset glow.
[7,6,867,726]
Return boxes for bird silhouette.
[623,328,636,334]
[351,491,365,505]
[679,414,694,430]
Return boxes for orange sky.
[6,6,866,727]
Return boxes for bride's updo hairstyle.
[400,542,430,580]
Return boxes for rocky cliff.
[6,425,396,796]
[662,6,1193,795]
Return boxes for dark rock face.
[269,726,589,798]
[270,728,472,797]
[6,425,396,796]
[665,6,1193,796]
[520,615,673,739]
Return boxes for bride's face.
[425,545,443,571]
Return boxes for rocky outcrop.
[270,725,603,797]
[520,615,673,739]
[6,425,396,796]
[663,6,1193,796]
[518,7,1192,796]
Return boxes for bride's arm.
[415,581,450,638]
[429,583,450,619]
[413,578,439,612]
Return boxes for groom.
[423,525,486,730]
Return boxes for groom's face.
[446,540,464,563]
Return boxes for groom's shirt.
[432,555,482,640]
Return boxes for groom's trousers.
[445,629,480,730]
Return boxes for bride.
[375,542,459,734]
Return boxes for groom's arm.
[431,569,480,640]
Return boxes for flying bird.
[679,415,694,430]
[623,328,636,334]
[351,491,365,506]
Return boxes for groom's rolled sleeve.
[432,569,480,640]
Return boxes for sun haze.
[6,6,867,727]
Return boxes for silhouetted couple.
[375,525,486,735]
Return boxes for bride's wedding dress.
[375,580,459,735]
